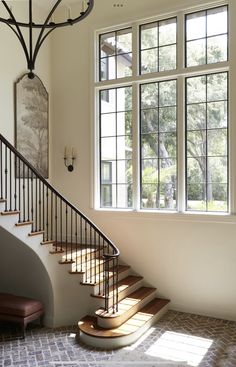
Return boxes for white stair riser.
[92,268,130,295]
[93,278,144,309]
[97,290,157,329]
[61,249,100,264]
[79,303,169,349]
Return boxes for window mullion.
[177,76,185,212]
[132,83,140,210]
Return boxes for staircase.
[0,133,170,348]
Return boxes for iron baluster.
[51,191,53,241]
[14,156,17,211]
[70,208,73,262]
[31,170,33,225]
[23,163,25,222]
[46,187,49,241]
[55,195,58,251]
[39,180,42,230]
[65,204,68,261]
[0,141,2,199]
[27,166,30,221]
[9,149,12,211]
[5,145,8,211]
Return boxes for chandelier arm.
[1,1,30,65]
[31,0,62,70]
[32,27,57,68]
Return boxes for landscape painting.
[15,74,49,178]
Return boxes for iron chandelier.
[0,0,94,78]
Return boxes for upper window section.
[99,28,132,81]
[140,17,177,74]
[186,6,228,67]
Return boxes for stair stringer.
[0,204,97,327]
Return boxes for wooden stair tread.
[15,221,33,227]
[70,258,105,271]
[41,240,55,245]
[1,210,20,215]
[28,230,44,236]
[91,275,143,299]
[80,265,130,285]
[79,298,169,339]
[96,287,156,319]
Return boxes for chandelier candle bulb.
[82,1,85,13]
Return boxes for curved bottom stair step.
[78,298,170,349]
[96,287,156,328]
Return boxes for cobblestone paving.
[0,311,235,367]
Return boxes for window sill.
[93,208,236,224]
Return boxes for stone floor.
[0,311,236,367]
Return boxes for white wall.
[0,1,51,151]
[0,227,54,325]
[51,0,236,322]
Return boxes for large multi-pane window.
[97,4,229,213]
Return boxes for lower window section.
[185,72,228,212]
[101,183,133,208]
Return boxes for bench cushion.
[0,293,43,317]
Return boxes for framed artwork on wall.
[15,74,49,178]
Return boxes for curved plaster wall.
[0,226,54,326]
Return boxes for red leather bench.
[0,293,44,338]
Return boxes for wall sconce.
[64,147,76,172]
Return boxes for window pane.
[207,129,227,156]
[208,157,227,183]
[186,39,206,67]
[207,35,227,64]
[187,131,206,157]
[142,135,158,158]
[160,181,177,209]
[101,137,116,160]
[207,6,228,37]
[117,184,133,208]
[207,73,227,102]
[140,23,158,49]
[100,89,116,113]
[117,87,132,111]
[159,107,176,132]
[159,80,176,107]
[101,113,116,137]
[141,109,158,133]
[186,11,206,41]
[159,18,176,46]
[142,159,159,184]
[117,111,132,135]
[141,83,158,109]
[100,32,115,56]
[160,133,177,158]
[187,183,206,211]
[141,49,158,74]
[141,184,158,208]
[187,157,206,183]
[208,184,227,211]
[101,161,113,183]
[187,103,206,130]
[117,160,132,183]
[117,135,132,159]
[207,101,227,128]
[117,28,132,53]
[187,76,206,104]
[101,184,113,207]
[159,45,176,71]
[117,53,132,78]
